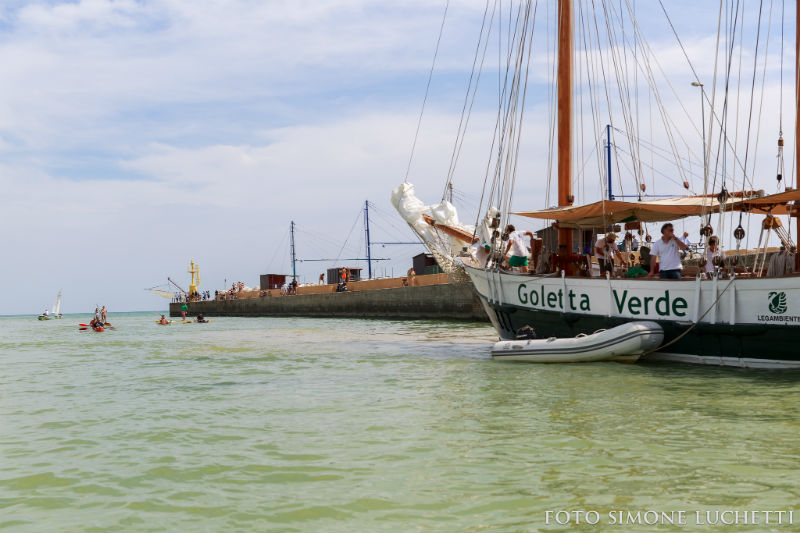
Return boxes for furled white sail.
[391,182,499,283]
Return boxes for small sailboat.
[38,290,62,320]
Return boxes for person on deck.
[705,236,725,278]
[680,231,692,259]
[42,309,49,317]
[595,232,627,276]
[649,223,687,279]
[504,224,534,273]
[319,273,325,285]
[475,243,492,268]
[625,263,648,278]
[638,243,652,273]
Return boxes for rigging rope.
[403,0,450,182]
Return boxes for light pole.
[691,81,707,186]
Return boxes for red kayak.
[79,323,111,332]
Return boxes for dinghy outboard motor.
[515,325,537,340]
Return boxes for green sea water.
[2,312,799,532]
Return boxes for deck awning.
[733,189,800,214]
[513,190,800,227]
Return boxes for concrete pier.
[170,283,488,322]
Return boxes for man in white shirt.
[649,223,688,279]
[504,224,534,272]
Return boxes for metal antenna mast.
[364,201,373,279]
[290,220,297,281]
[363,200,420,278]
[606,124,613,201]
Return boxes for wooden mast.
[557,0,574,255]
[795,0,799,260]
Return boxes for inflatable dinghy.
[491,321,664,363]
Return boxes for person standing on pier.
[407,267,416,286]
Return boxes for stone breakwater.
[170,283,489,322]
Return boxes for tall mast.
[557,0,574,254]
[364,200,373,279]
[290,221,297,281]
[795,0,799,258]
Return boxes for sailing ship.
[396,1,800,368]
[38,290,62,320]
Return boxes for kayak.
[79,323,114,332]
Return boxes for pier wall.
[169,283,488,322]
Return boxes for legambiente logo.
[768,291,788,314]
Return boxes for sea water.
[1,313,799,532]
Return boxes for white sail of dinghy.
[52,290,62,317]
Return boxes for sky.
[1,0,795,314]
